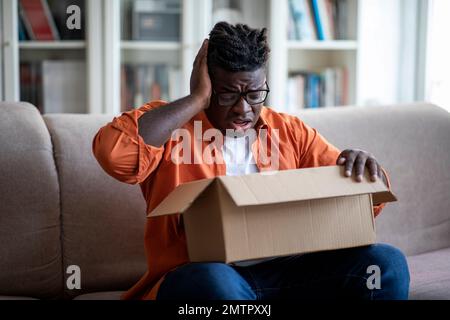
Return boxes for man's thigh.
[157,262,257,300]
[231,244,409,300]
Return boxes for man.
[93,22,410,300]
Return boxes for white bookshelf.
[120,41,182,50]
[0,0,418,114]
[287,40,358,50]
[18,41,86,49]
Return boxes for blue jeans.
[156,244,410,300]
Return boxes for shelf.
[19,41,86,50]
[287,40,358,51]
[121,41,182,51]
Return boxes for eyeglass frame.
[212,81,270,107]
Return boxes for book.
[335,0,349,39]
[121,63,182,111]
[316,0,333,40]
[287,74,306,112]
[19,0,60,41]
[288,67,348,109]
[155,64,170,101]
[326,0,336,39]
[322,68,335,107]
[168,68,182,101]
[18,15,29,41]
[310,0,325,40]
[289,0,317,41]
[287,2,298,40]
[20,62,43,112]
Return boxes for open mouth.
[230,119,252,130]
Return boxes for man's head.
[205,22,271,134]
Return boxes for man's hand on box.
[336,149,383,183]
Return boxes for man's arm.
[92,39,211,184]
[137,94,207,147]
[138,39,211,147]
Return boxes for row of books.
[121,64,182,112]
[19,0,85,41]
[287,67,348,111]
[20,60,87,114]
[288,0,349,41]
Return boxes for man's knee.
[361,244,410,298]
[364,244,409,275]
[156,262,256,300]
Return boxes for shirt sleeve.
[290,116,341,168]
[290,115,390,218]
[92,100,168,185]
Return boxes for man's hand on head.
[190,39,212,110]
[336,149,387,185]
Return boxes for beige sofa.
[0,101,449,300]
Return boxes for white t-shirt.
[222,132,258,176]
[222,132,278,267]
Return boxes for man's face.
[205,67,267,134]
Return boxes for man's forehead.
[212,68,266,90]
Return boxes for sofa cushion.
[296,103,450,256]
[73,291,124,300]
[0,296,39,300]
[43,114,147,299]
[407,247,450,300]
[0,103,62,299]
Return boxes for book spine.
[19,0,60,41]
[41,0,60,40]
[310,0,325,40]
[317,0,331,40]
[288,0,300,40]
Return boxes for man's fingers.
[377,163,382,178]
[367,158,378,182]
[193,39,208,67]
[354,153,366,182]
[337,156,346,165]
[337,149,351,165]
[344,151,357,177]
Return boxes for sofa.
[0,101,449,300]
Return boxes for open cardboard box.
[148,165,397,263]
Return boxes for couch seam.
[43,116,66,300]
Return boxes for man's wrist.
[190,93,210,110]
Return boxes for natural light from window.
[426,0,450,112]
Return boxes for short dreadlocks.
[207,21,270,73]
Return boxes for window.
[425,0,450,112]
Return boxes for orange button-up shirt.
[92,100,390,300]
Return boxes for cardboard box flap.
[372,190,397,205]
[148,178,215,217]
[218,166,396,206]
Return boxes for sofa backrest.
[0,103,62,299]
[1,102,449,298]
[295,103,450,256]
[43,114,147,299]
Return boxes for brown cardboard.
[148,165,396,263]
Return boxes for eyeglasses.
[212,81,270,107]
